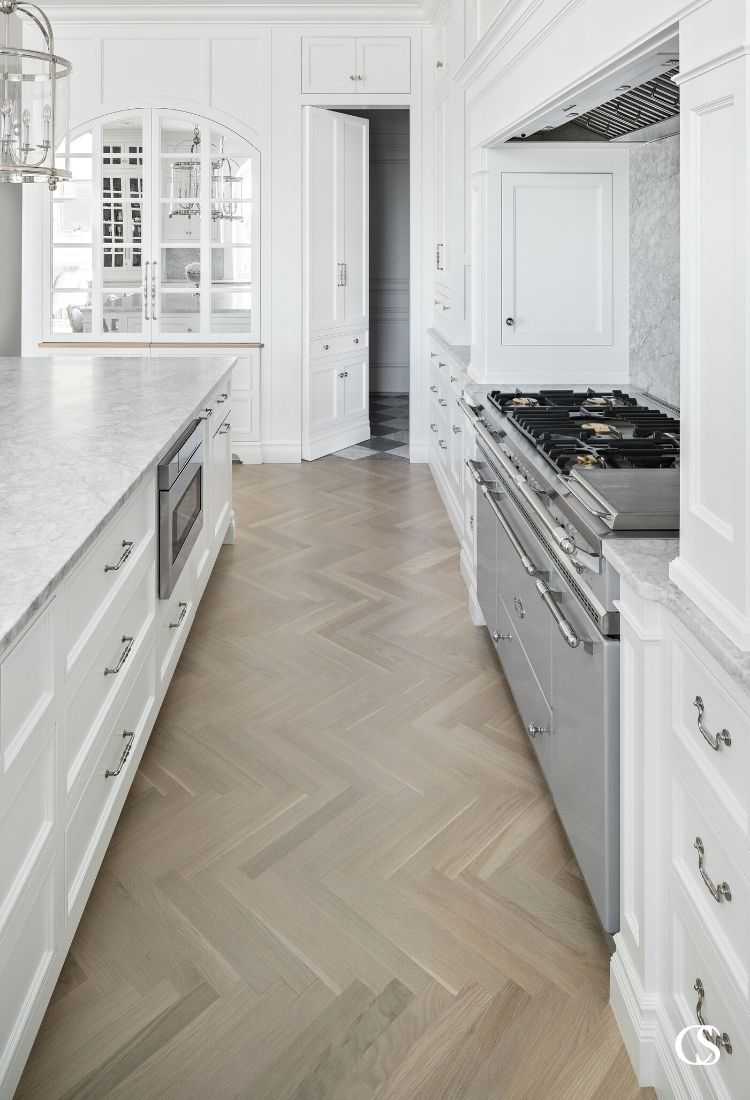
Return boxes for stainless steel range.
[460,387,680,934]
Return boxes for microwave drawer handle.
[481,485,539,578]
[559,474,613,520]
[535,580,580,649]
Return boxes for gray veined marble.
[629,135,680,409]
[0,356,235,660]
[604,539,750,696]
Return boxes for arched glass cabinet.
[46,108,260,344]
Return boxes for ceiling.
[38,0,435,14]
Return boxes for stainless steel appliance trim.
[476,442,617,635]
[158,422,204,600]
[471,465,540,578]
[460,400,576,556]
[558,474,613,520]
[535,579,580,649]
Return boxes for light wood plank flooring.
[17,460,654,1100]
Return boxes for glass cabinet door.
[153,113,259,342]
[49,111,150,341]
[48,108,259,344]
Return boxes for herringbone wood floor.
[17,460,654,1100]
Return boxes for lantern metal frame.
[0,0,72,189]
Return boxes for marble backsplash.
[629,134,680,409]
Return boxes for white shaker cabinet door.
[356,38,411,93]
[301,38,357,93]
[306,107,346,334]
[501,172,613,346]
[341,114,368,330]
[340,353,369,421]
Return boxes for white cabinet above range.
[470,143,630,385]
[301,36,411,95]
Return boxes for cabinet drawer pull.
[105,730,135,778]
[438,361,446,368]
[430,385,438,393]
[694,837,732,903]
[323,344,330,350]
[452,425,461,434]
[450,376,459,383]
[104,635,134,676]
[219,422,232,434]
[438,398,447,407]
[694,979,733,1054]
[169,602,188,630]
[353,337,359,344]
[438,439,447,450]
[693,696,731,751]
[430,423,437,432]
[216,393,229,403]
[104,540,134,573]
[201,407,213,420]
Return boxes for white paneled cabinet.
[303,108,369,460]
[469,144,629,384]
[301,36,411,94]
[0,379,235,1098]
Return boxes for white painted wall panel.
[211,37,265,134]
[101,38,206,104]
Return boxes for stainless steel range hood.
[571,67,679,140]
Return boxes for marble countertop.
[0,356,235,659]
[427,328,471,368]
[603,539,750,695]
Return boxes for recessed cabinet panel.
[342,116,368,329]
[356,38,411,93]
[0,606,54,775]
[310,363,340,433]
[301,37,357,94]
[342,355,368,421]
[501,172,613,347]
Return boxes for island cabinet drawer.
[668,893,750,1099]
[65,645,156,920]
[158,558,195,684]
[671,763,750,1004]
[64,560,156,798]
[0,603,54,780]
[63,477,156,681]
[669,626,750,841]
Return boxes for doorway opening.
[303,107,411,462]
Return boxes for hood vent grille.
[571,67,679,139]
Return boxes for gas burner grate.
[486,388,681,473]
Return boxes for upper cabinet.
[47,108,260,344]
[301,37,411,95]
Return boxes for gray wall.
[0,187,22,356]
[629,134,680,408]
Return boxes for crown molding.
[40,1,434,24]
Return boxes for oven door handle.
[535,580,580,649]
[558,474,613,520]
[463,404,576,556]
[466,457,536,576]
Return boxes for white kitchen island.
[0,356,236,1099]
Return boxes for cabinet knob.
[436,60,444,69]
[357,74,364,80]
[353,337,359,344]
[323,344,330,350]
[338,371,346,378]
[438,440,447,449]
[350,74,356,80]
[527,723,547,737]
[505,317,514,326]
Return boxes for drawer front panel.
[495,591,553,786]
[0,857,56,1094]
[672,764,750,1002]
[0,727,54,936]
[64,561,156,794]
[670,628,750,838]
[669,894,749,1099]
[310,332,366,360]
[0,604,54,775]
[158,559,195,683]
[64,478,156,679]
[65,647,156,915]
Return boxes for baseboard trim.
[262,442,302,464]
[669,554,750,652]
[232,441,262,465]
[610,942,658,1086]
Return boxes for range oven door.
[548,582,620,933]
[159,422,204,599]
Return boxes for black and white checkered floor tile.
[323,394,409,461]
